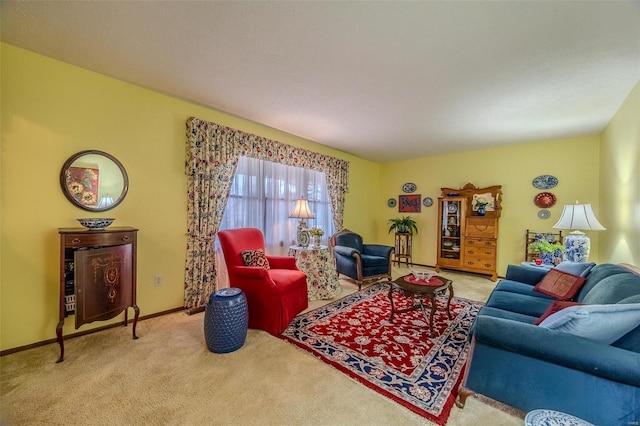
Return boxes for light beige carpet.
[1,267,523,425]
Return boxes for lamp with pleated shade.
[289,197,315,247]
[553,203,605,263]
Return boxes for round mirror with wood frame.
[60,150,129,212]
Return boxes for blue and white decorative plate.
[533,175,559,189]
[525,409,594,426]
[538,209,551,219]
[387,198,397,207]
[402,183,417,193]
[298,230,310,247]
[423,197,433,207]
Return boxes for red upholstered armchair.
[217,228,308,335]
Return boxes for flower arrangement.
[474,197,490,208]
[309,227,324,237]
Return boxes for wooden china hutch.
[436,183,502,281]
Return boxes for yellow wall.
[378,136,602,275]
[0,43,379,351]
[1,42,637,352]
[599,81,640,265]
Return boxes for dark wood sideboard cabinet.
[57,226,139,362]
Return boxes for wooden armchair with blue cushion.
[329,229,394,290]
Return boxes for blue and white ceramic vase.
[552,248,564,265]
[539,252,554,265]
[565,233,590,263]
[477,206,486,216]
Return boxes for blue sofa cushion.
[363,244,394,259]
[504,264,548,285]
[577,263,633,300]
[555,261,596,277]
[473,315,640,386]
[478,306,537,324]
[538,303,640,344]
[485,291,554,317]
[613,326,640,351]
[494,280,554,299]
[580,274,640,304]
[359,253,389,267]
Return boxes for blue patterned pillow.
[555,261,596,277]
[539,303,640,344]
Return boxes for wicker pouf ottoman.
[204,288,248,353]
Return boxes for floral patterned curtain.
[184,117,349,311]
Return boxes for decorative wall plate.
[532,175,558,190]
[387,198,397,207]
[423,197,433,207]
[447,203,458,213]
[534,192,557,208]
[402,183,417,193]
[537,209,551,219]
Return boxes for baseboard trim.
[401,263,505,280]
[0,306,185,357]
[186,306,205,315]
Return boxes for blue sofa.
[457,262,640,425]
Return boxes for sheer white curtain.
[216,155,335,288]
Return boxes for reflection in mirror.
[60,150,129,212]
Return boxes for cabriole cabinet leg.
[132,304,140,339]
[55,321,65,363]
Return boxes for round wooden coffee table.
[388,274,454,337]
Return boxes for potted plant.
[387,216,419,235]
[528,239,565,265]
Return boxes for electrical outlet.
[154,274,163,287]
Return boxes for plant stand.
[394,232,412,267]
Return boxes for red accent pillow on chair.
[241,249,271,269]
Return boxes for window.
[219,156,335,253]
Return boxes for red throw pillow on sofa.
[533,269,586,301]
[241,249,271,269]
[533,300,583,325]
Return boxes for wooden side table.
[388,274,453,337]
[288,245,342,300]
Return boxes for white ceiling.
[2,1,639,162]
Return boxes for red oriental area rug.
[278,281,483,425]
